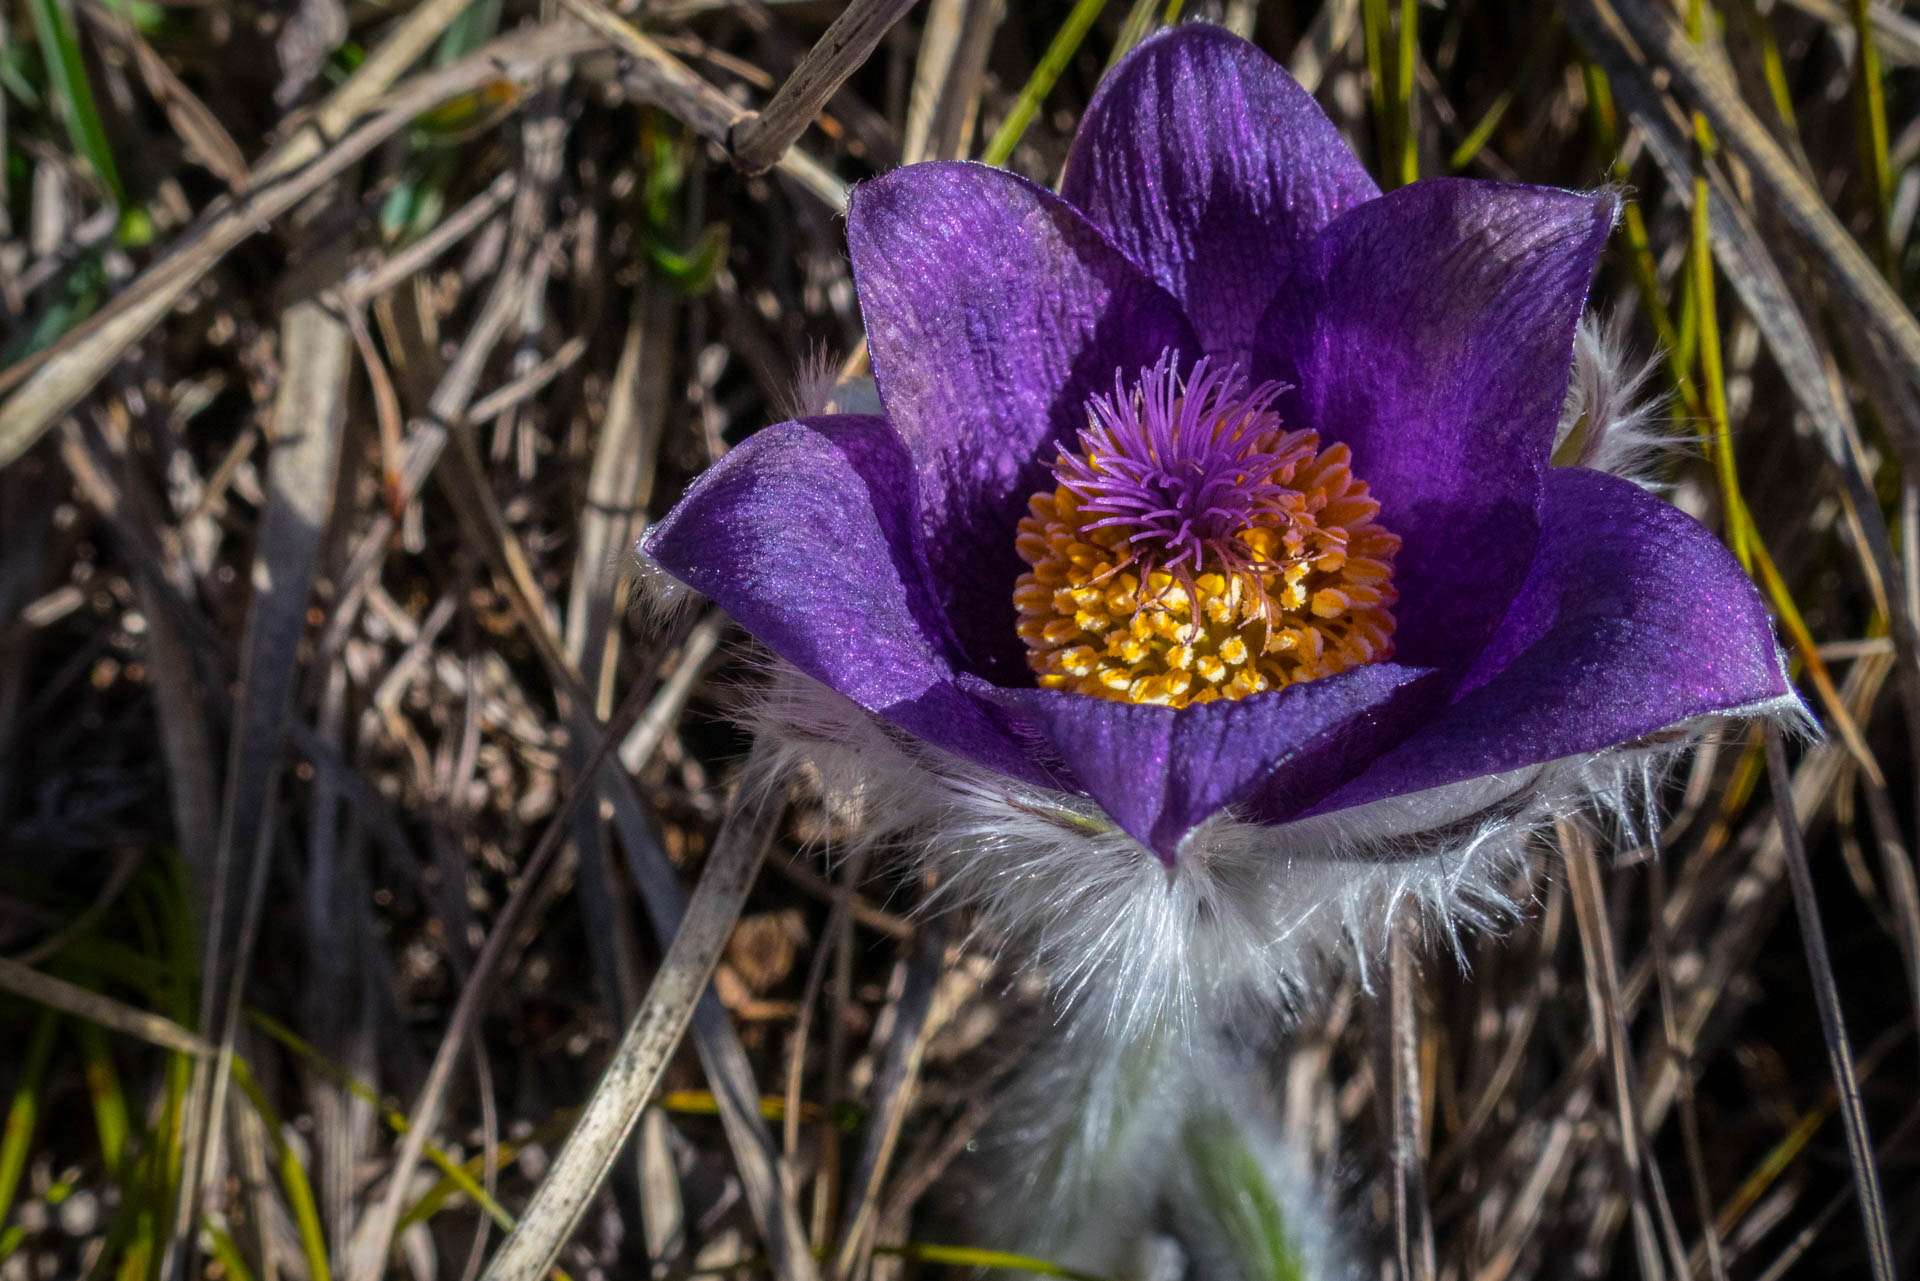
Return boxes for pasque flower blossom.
[642,25,1798,1026]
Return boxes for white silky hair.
[743,666,1801,1270]
[950,1021,1195,1278]
[1167,1085,1364,1281]
[777,343,883,421]
[776,342,846,422]
[1554,313,1673,485]
[626,549,705,633]
[743,663,1800,1048]
[948,1025,1364,1281]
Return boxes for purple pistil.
[1054,353,1299,580]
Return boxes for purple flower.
[642,25,1791,868]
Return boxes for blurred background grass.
[0,0,1916,1277]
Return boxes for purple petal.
[1060,24,1379,363]
[1305,468,1792,816]
[977,664,1443,862]
[849,162,1195,682]
[642,415,1053,786]
[1255,177,1617,672]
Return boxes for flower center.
[1012,354,1401,708]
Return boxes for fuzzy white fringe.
[740,664,1797,1048]
[1554,313,1671,485]
[755,653,1800,1273]
[952,1025,1363,1280]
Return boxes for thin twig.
[555,0,849,210]
[1386,919,1436,1281]
[0,957,212,1056]
[1561,822,1690,1280]
[339,171,520,308]
[1762,722,1897,1281]
[728,0,919,174]
[478,769,779,1281]
[831,920,944,1281]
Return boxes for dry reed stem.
[730,0,921,174]
[0,956,213,1056]
[477,777,778,1281]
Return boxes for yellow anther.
[1310,589,1349,619]
[1043,618,1082,646]
[1226,669,1266,699]
[1059,645,1099,676]
[1012,428,1401,709]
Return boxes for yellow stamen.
[1013,435,1401,709]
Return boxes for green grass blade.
[1581,64,1690,386]
[94,0,165,33]
[204,1221,258,1281]
[0,1009,60,1233]
[74,1021,130,1173]
[1849,0,1896,276]
[230,1060,331,1281]
[1450,16,1559,172]
[1182,1113,1307,1281]
[246,1010,527,1240]
[646,222,728,294]
[1104,0,1162,71]
[0,251,106,368]
[981,0,1110,168]
[2,40,45,109]
[870,1243,1118,1280]
[435,0,502,65]
[25,0,125,207]
[1361,0,1390,154]
[1394,0,1418,185]
[1688,165,1749,570]
[1361,0,1418,185]
[1732,0,1800,138]
[71,1148,152,1281]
